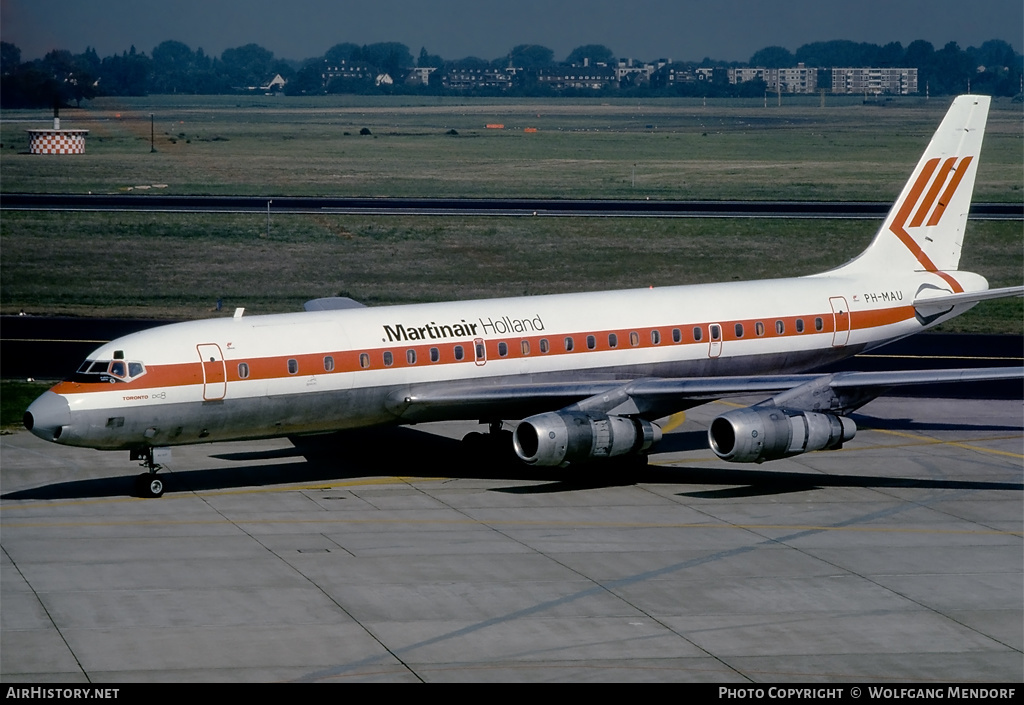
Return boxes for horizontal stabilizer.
[913,285,1024,308]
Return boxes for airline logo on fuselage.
[382,314,545,342]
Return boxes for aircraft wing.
[387,367,1023,423]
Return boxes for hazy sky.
[3,0,1022,63]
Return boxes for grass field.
[1,211,1020,334]
[1,95,1021,333]
[2,95,1022,201]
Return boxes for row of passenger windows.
[237,356,336,379]
[232,317,826,377]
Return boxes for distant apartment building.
[536,63,616,90]
[728,63,817,93]
[831,68,918,95]
[533,58,659,91]
[407,67,436,86]
[650,62,698,90]
[695,67,717,82]
[321,56,924,98]
[615,59,654,88]
[322,60,376,85]
[443,67,517,91]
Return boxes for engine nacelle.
[513,411,662,466]
[708,406,856,463]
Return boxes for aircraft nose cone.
[24,391,72,443]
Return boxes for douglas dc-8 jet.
[24,95,1024,497]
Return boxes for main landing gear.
[462,421,518,465]
[130,447,167,498]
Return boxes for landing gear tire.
[461,427,519,466]
[461,431,487,454]
[131,447,168,498]
[135,473,165,498]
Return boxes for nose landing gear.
[134,473,164,498]
[130,447,169,498]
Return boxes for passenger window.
[755,322,765,337]
[430,347,440,362]
[629,331,639,347]
[406,349,416,364]
[475,341,486,360]
[238,362,250,379]
[564,337,574,352]
[498,342,508,357]
[324,355,335,372]
[454,345,465,361]
[608,333,618,348]
[651,330,661,345]
[710,324,721,341]
[586,335,596,350]
[359,353,370,369]
[796,318,805,333]
[815,317,824,332]
[539,339,549,354]
[383,351,394,367]
[672,328,681,343]
[735,323,744,338]
[287,359,298,374]
[521,340,530,355]
[776,320,785,335]
[693,327,703,342]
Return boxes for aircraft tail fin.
[837,95,990,285]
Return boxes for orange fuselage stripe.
[53,304,917,396]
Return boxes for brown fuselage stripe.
[53,305,916,397]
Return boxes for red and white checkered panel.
[27,131,88,154]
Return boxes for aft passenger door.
[830,296,850,347]
[197,343,227,401]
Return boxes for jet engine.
[513,411,662,466]
[709,406,856,463]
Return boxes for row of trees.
[2,37,1021,108]
[0,40,294,107]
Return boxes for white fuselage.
[29,267,985,451]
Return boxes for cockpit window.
[70,359,146,383]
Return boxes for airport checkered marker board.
[27,130,88,154]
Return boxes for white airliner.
[24,95,1023,497]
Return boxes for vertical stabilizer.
[837,95,990,289]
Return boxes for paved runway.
[5,193,1020,219]
[2,395,1021,683]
